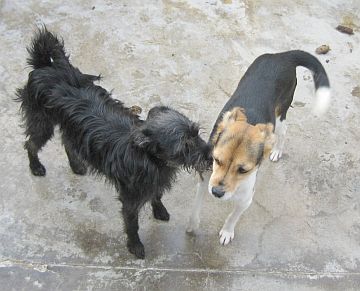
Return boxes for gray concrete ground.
[0,0,359,290]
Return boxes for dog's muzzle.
[211,186,225,198]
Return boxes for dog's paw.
[186,216,200,233]
[219,228,234,245]
[269,148,282,162]
[152,203,170,221]
[30,163,46,176]
[71,165,87,176]
[127,241,145,259]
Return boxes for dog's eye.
[214,158,222,166]
[237,166,249,174]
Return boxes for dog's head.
[132,106,212,172]
[209,107,274,200]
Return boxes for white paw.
[219,228,234,245]
[270,148,282,162]
[186,217,200,233]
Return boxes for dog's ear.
[222,107,247,123]
[211,123,225,146]
[188,122,200,138]
[131,127,161,156]
[212,107,247,145]
[132,128,152,149]
[256,123,275,158]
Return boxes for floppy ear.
[222,107,247,123]
[211,122,225,145]
[189,122,200,138]
[132,128,152,149]
[212,107,247,145]
[256,123,275,158]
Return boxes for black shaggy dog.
[16,28,211,259]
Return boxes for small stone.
[351,86,360,98]
[336,25,354,35]
[92,6,95,10]
[315,45,330,55]
[326,59,330,63]
[293,101,306,107]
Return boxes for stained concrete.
[0,0,359,290]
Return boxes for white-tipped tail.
[312,87,331,116]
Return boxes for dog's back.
[48,83,145,176]
[210,50,330,139]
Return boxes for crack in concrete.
[209,76,232,97]
[253,199,273,217]
[116,81,169,97]
[175,251,206,267]
[0,259,55,274]
[249,215,283,267]
[1,258,359,278]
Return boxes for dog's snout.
[212,186,225,198]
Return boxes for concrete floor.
[1,0,360,290]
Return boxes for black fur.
[16,27,212,259]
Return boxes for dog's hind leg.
[270,80,296,162]
[62,136,87,175]
[122,201,145,259]
[151,194,170,221]
[269,117,287,162]
[186,171,210,233]
[24,119,54,176]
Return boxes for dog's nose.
[212,186,225,198]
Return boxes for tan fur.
[210,107,274,193]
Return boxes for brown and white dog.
[187,50,330,245]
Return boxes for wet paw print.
[124,43,136,58]
[140,13,150,22]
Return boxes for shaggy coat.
[16,28,211,259]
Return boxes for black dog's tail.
[27,26,68,69]
[286,50,330,116]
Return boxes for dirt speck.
[351,86,360,98]
[129,105,142,115]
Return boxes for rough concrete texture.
[0,0,359,290]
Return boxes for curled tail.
[287,50,331,116]
[27,26,68,69]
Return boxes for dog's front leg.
[151,194,170,221]
[186,171,211,233]
[219,191,254,246]
[122,203,145,259]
